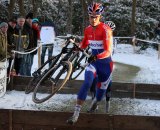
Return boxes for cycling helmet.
[32,18,39,23]
[105,21,116,31]
[88,2,104,15]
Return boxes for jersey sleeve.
[96,26,113,59]
[79,29,89,49]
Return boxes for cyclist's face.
[89,15,101,27]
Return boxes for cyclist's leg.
[105,80,112,113]
[77,64,96,101]
[67,64,96,124]
[106,80,112,102]
[93,61,113,112]
[90,76,98,99]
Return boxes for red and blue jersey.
[80,22,113,62]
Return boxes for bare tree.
[131,0,136,36]
[66,0,73,34]
[18,0,25,16]
[8,0,16,18]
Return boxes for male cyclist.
[67,2,113,124]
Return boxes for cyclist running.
[67,2,113,124]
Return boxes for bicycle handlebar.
[69,39,90,58]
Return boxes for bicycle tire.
[32,61,72,104]
[25,55,59,94]
[25,77,39,94]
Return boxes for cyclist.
[67,2,113,124]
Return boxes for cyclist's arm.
[79,29,89,49]
[96,27,113,59]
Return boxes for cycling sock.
[73,104,81,118]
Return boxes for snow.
[0,38,160,116]
[113,44,160,84]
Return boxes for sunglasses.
[89,15,99,19]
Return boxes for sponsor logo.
[89,40,103,49]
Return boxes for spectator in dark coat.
[7,18,17,75]
[13,16,30,75]
[22,13,40,76]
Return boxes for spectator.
[0,22,9,61]
[7,18,17,46]
[13,16,29,75]
[40,18,56,67]
[18,12,33,76]
[19,13,40,76]
[7,18,17,75]
[28,18,40,76]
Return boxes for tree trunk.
[8,0,16,18]
[32,0,37,17]
[18,0,25,16]
[80,0,89,35]
[66,0,73,34]
[131,0,136,36]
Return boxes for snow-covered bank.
[113,44,160,84]
[1,90,160,116]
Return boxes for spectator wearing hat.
[25,18,41,76]
[7,18,17,75]
[13,16,30,75]
[18,12,34,76]
[7,18,17,46]
[0,22,9,61]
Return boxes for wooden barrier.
[0,109,160,130]
[7,76,160,100]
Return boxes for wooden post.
[131,0,136,36]
[158,44,160,60]
[38,43,41,68]
[132,36,136,53]
[9,110,12,130]
[133,83,136,98]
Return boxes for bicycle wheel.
[32,61,72,104]
[25,56,59,94]
[25,77,40,94]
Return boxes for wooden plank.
[0,109,9,130]
[1,109,160,130]
[113,115,160,130]
[7,76,160,99]
[12,110,110,129]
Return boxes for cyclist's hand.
[88,55,97,63]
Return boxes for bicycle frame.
[37,37,90,79]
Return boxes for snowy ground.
[1,90,160,116]
[0,39,160,116]
[113,44,160,84]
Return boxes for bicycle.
[26,36,90,104]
